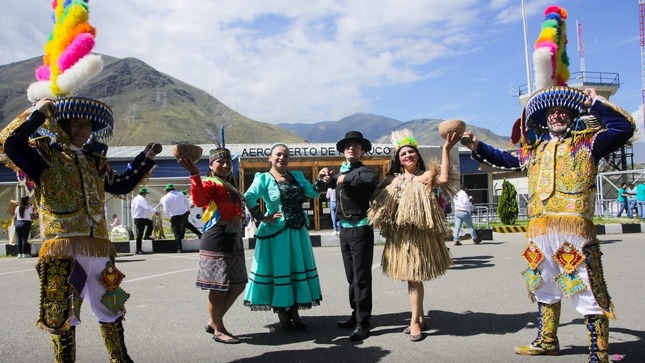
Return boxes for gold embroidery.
[552,242,584,273]
[521,242,544,270]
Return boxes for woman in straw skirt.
[368,128,460,342]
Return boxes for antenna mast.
[577,19,586,76]
[640,0,645,133]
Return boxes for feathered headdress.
[26,0,113,144]
[390,128,418,151]
[27,0,104,101]
[206,127,231,161]
[532,6,570,89]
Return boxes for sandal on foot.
[403,321,429,334]
[213,335,241,344]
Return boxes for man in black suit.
[320,131,377,341]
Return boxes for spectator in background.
[637,182,645,219]
[13,196,34,258]
[616,183,631,218]
[452,184,480,246]
[326,186,339,235]
[182,191,203,239]
[627,183,637,217]
[131,187,156,254]
[161,183,191,253]
[110,213,120,231]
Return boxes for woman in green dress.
[244,143,325,328]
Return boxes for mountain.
[278,113,401,143]
[376,118,513,149]
[0,56,305,146]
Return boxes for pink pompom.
[35,65,51,81]
[58,33,95,72]
[535,40,557,53]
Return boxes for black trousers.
[339,225,374,326]
[170,212,189,251]
[133,218,153,251]
[15,220,32,255]
[184,220,202,238]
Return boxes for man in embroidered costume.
[467,87,634,362]
[0,97,158,362]
[0,1,159,361]
[319,131,378,341]
[463,7,635,362]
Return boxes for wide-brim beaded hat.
[53,96,114,139]
[525,86,586,128]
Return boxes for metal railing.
[515,71,620,96]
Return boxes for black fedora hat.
[336,131,372,153]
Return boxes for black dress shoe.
[349,324,370,341]
[337,317,357,328]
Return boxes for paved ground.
[1,232,643,363]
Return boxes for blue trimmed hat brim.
[53,96,114,139]
[525,86,586,127]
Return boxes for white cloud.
[1,0,640,132]
[0,0,493,123]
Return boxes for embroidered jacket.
[471,98,635,221]
[244,171,322,238]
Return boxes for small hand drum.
[172,144,203,163]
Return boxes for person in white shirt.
[131,187,156,254]
[326,187,339,235]
[13,196,34,258]
[452,185,480,246]
[161,183,190,252]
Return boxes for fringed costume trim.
[527,215,596,242]
[38,236,116,259]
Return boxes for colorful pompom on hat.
[511,5,587,145]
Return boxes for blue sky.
[1,0,643,140]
